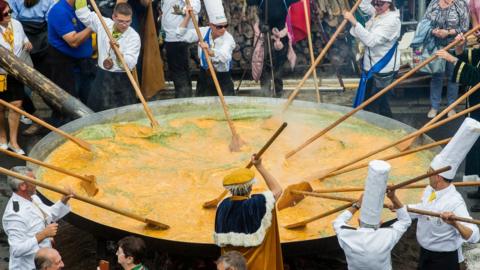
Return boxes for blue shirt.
[8,0,55,23]
[47,0,92,58]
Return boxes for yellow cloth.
[222,209,284,270]
[428,191,436,202]
[223,168,255,186]
[2,23,14,53]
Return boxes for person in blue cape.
[214,155,283,270]
[344,0,401,118]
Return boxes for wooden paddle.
[327,138,450,179]
[284,24,480,159]
[397,81,480,151]
[283,0,362,110]
[0,147,98,196]
[0,99,92,152]
[0,167,169,229]
[306,102,480,182]
[278,166,450,210]
[89,0,159,129]
[407,207,480,225]
[302,0,321,103]
[202,122,288,209]
[310,181,480,193]
[283,167,450,229]
[184,0,245,152]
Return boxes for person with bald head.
[1,166,72,270]
[34,247,64,270]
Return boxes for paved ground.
[0,84,479,269]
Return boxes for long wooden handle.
[399,81,480,150]
[328,138,451,178]
[203,122,288,208]
[308,102,480,181]
[88,0,159,129]
[285,24,480,158]
[407,207,480,225]
[0,99,91,152]
[388,166,451,191]
[0,167,169,229]
[284,202,353,229]
[283,0,363,110]
[313,181,480,193]
[0,147,94,183]
[302,0,321,103]
[246,122,288,168]
[184,0,240,141]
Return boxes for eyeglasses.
[372,1,387,6]
[214,24,228,30]
[3,10,12,17]
[115,19,131,25]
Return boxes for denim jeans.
[429,61,458,110]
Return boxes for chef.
[409,117,480,270]
[333,160,411,270]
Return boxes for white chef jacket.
[161,0,201,42]
[2,192,71,270]
[350,0,401,73]
[75,7,140,72]
[409,184,480,262]
[176,26,235,72]
[333,206,412,270]
[0,18,29,74]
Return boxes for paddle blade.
[73,137,93,152]
[396,136,417,152]
[80,180,99,197]
[261,115,283,130]
[277,181,313,210]
[145,218,170,230]
[229,134,246,152]
[203,190,228,209]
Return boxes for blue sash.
[200,28,211,70]
[353,42,398,108]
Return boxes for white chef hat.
[430,117,480,180]
[204,0,227,25]
[360,160,391,227]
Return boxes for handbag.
[415,46,446,74]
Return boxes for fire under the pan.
[36,103,433,244]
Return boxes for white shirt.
[0,19,29,74]
[75,7,140,72]
[409,184,480,262]
[161,0,201,42]
[350,0,401,73]
[333,206,412,270]
[176,26,235,72]
[2,192,70,270]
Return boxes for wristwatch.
[352,202,361,210]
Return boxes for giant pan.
[28,97,439,256]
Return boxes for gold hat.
[223,168,255,186]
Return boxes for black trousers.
[364,72,395,118]
[164,41,192,98]
[417,247,459,270]
[196,69,234,97]
[260,35,288,98]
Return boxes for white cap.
[430,117,480,179]
[204,0,227,25]
[360,160,391,226]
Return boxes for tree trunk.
[0,46,93,118]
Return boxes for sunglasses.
[214,24,228,30]
[372,1,387,6]
[3,10,12,17]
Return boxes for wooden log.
[0,46,92,118]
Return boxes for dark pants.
[260,35,288,98]
[45,46,92,125]
[418,247,459,270]
[165,41,192,98]
[364,71,396,118]
[197,69,234,97]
